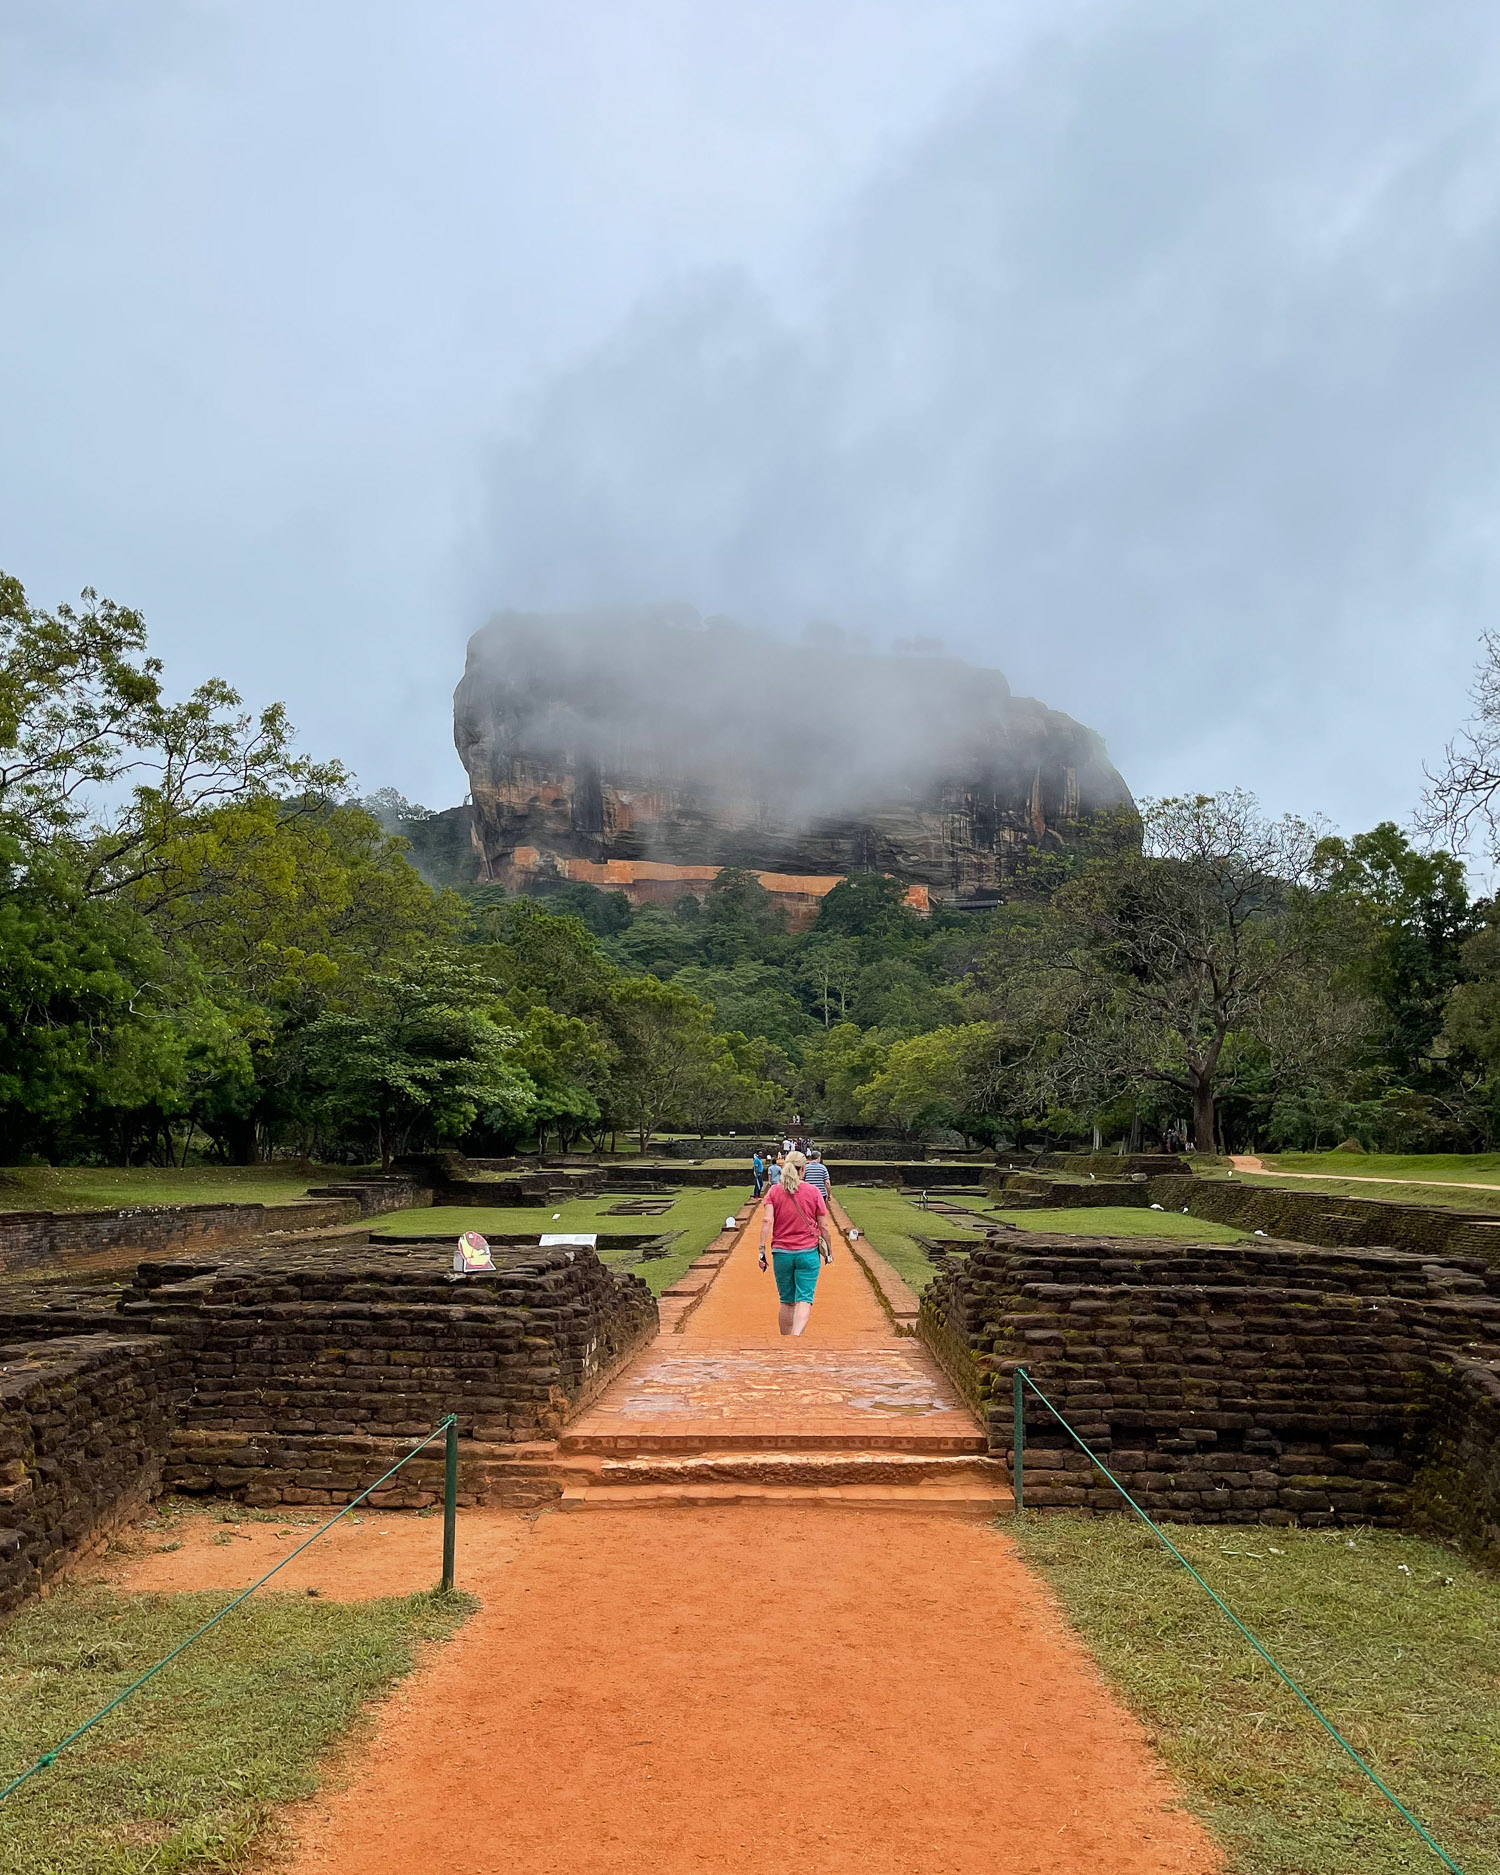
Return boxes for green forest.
[8,569,1500,1167]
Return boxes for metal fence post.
[441,1415,458,1592]
[1013,1368,1025,1514]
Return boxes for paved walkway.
[556,1200,995,1507]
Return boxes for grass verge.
[1259,1151,1500,1187]
[0,1581,472,1874]
[372,1187,742,1294]
[834,1187,988,1292]
[1012,1515,1500,1874]
[0,1165,351,1216]
[1235,1174,1500,1214]
[991,1206,1248,1241]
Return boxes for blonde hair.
[781,1150,807,1196]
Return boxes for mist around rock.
[454,605,1133,831]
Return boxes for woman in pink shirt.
[757,1151,830,1336]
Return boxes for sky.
[4,1,1500,836]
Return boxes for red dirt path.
[103,1203,1222,1873]
[269,1505,1219,1875]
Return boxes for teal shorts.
[772,1249,822,1305]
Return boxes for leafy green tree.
[982,793,1353,1152]
[1315,823,1473,1082]
[508,1006,609,1151]
[601,905,702,978]
[812,872,919,944]
[0,573,343,907]
[672,961,813,1054]
[795,935,862,1027]
[300,955,536,1166]
[605,976,723,1150]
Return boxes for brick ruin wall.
[994,1166,1500,1263]
[0,1335,182,1616]
[920,1235,1500,1551]
[0,1176,429,1278]
[0,1240,657,1601]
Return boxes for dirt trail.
[278,1506,1219,1875]
[1230,1153,1500,1194]
[684,1201,890,1344]
[108,1195,1222,1872]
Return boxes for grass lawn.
[834,1187,989,1292]
[1259,1151,1500,1187]
[0,1164,348,1216]
[0,1581,470,1875]
[371,1187,744,1295]
[1013,1516,1500,1875]
[992,1205,1249,1242]
[1236,1174,1500,1214]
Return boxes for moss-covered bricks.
[0,1242,657,1597]
[920,1234,1500,1554]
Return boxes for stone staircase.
[550,1444,1010,1514]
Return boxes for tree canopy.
[9,569,1500,1166]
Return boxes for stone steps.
[574,1451,1005,1486]
[558,1479,1009,1515]
[558,1427,987,1455]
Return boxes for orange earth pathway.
[277,1504,1221,1875]
[265,1195,1223,1873]
[552,1196,1000,1510]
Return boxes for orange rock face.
[453,608,1135,916]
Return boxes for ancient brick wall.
[920,1235,1500,1535]
[1142,1174,1497,1261]
[0,1243,657,1519]
[0,1177,428,1278]
[1413,1358,1500,1567]
[0,1335,182,1616]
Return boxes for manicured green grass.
[0,1165,352,1216]
[834,1187,989,1293]
[992,1205,1249,1241]
[1261,1151,1500,1186]
[372,1187,744,1295]
[1238,1174,1500,1214]
[0,1582,471,1874]
[1012,1516,1500,1874]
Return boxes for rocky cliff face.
[453,607,1135,916]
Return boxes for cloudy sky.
[5,1,1500,833]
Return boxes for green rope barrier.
[0,1413,459,1805]
[1013,1369,1464,1874]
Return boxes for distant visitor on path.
[751,1150,765,1198]
[758,1151,831,1337]
[802,1148,831,1203]
[767,1151,784,1187]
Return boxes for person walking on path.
[758,1151,830,1337]
[751,1150,765,1199]
[801,1148,831,1205]
[766,1151,784,1188]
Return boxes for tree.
[605,976,724,1150]
[796,935,861,1026]
[0,573,343,908]
[855,1024,1002,1142]
[300,956,535,1166]
[672,961,813,1054]
[1043,792,1340,1151]
[1314,822,1473,1082]
[812,872,919,943]
[508,1006,609,1152]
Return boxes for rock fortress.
[453,606,1136,926]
